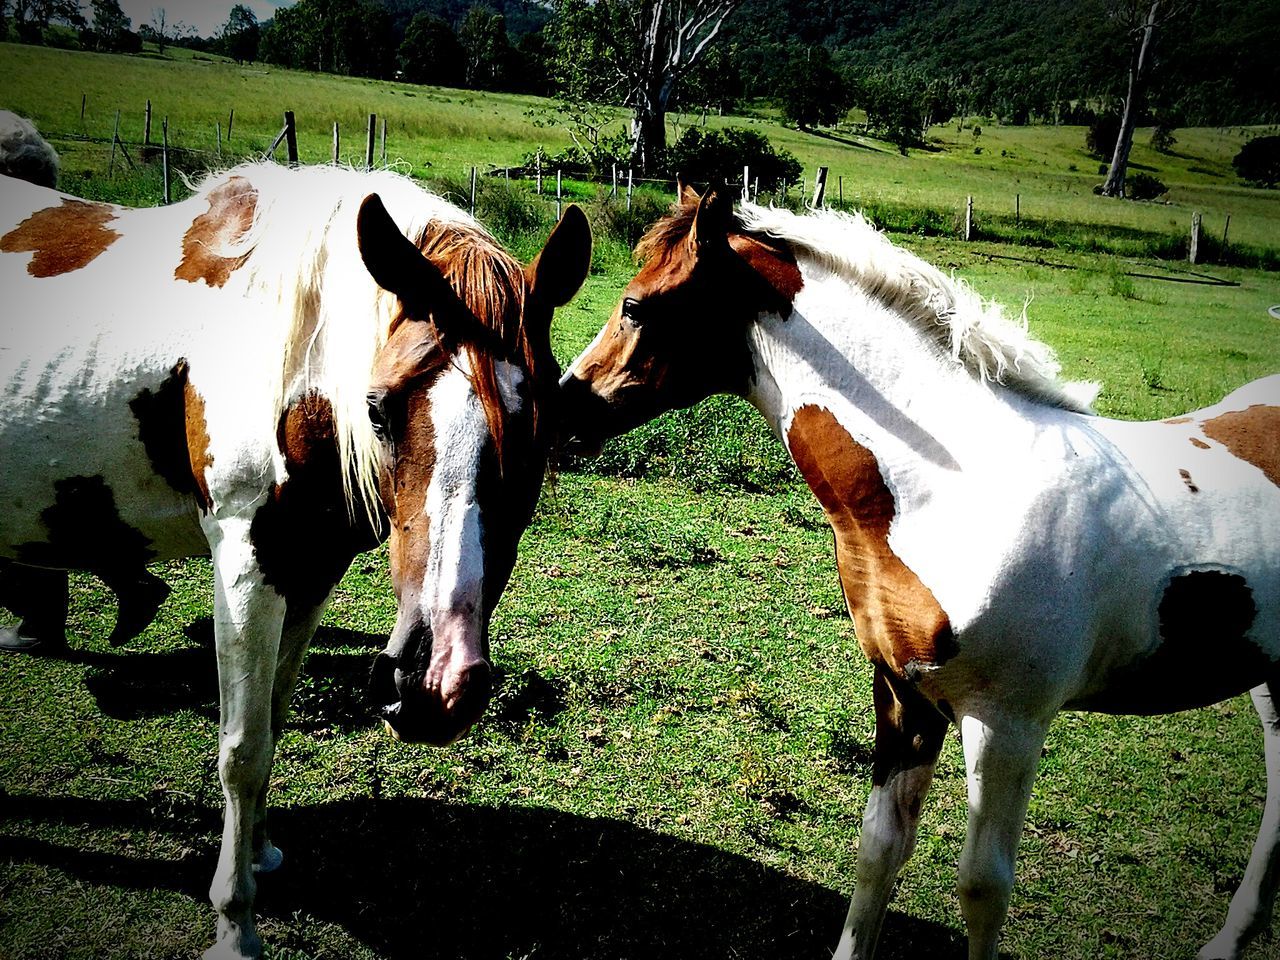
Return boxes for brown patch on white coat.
[786,404,958,682]
[129,360,215,513]
[174,176,257,287]
[0,198,120,276]
[1201,404,1280,487]
[559,184,801,447]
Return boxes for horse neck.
[744,265,1043,478]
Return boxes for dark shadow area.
[0,791,970,960]
[808,128,892,154]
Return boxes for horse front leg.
[204,523,287,960]
[251,593,336,875]
[1199,678,1280,960]
[956,712,1047,960]
[835,666,949,960]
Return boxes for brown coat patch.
[0,199,120,277]
[1189,437,1210,450]
[786,404,956,679]
[174,176,257,287]
[128,361,214,512]
[1178,469,1199,493]
[1201,404,1280,487]
[1076,570,1266,714]
[249,394,384,608]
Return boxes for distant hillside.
[726,0,1280,125]
[375,0,551,37]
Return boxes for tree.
[256,0,392,79]
[9,0,86,41]
[1233,135,1280,187]
[459,6,512,91]
[89,0,129,50]
[1100,1,1185,198]
[220,3,258,64]
[398,13,464,87]
[548,0,741,173]
[779,47,848,131]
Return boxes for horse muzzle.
[369,618,493,746]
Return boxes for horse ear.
[525,203,592,311]
[356,192,461,323]
[691,182,733,250]
[678,176,699,205]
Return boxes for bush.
[1086,114,1121,160]
[1151,124,1177,154]
[1233,135,1280,187]
[665,127,801,192]
[1127,172,1167,200]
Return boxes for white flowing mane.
[194,162,495,523]
[737,202,1099,413]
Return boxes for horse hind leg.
[1199,678,1280,960]
[834,666,949,960]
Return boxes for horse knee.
[958,854,1015,918]
[217,734,271,792]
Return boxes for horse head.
[357,192,590,745]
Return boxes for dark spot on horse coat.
[250,394,384,608]
[1076,570,1265,714]
[786,404,956,680]
[1201,404,1280,487]
[1189,437,1210,450]
[15,475,154,573]
[0,199,120,277]
[129,361,214,511]
[174,176,256,288]
[1179,469,1199,493]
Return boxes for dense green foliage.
[1233,135,1280,188]
[667,127,801,192]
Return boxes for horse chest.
[786,404,957,680]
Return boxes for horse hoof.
[253,843,283,874]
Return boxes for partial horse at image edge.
[559,184,1279,960]
[0,161,591,958]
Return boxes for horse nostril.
[445,659,492,713]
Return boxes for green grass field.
[3,40,1280,960]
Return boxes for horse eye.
[621,297,644,326]
[367,393,390,440]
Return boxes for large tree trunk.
[630,80,673,173]
[1101,0,1160,198]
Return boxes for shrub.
[1233,135,1280,187]
[1150,124,1177,154]
[1086,114,1121,160]
[1127,172,1167,200]
[665,127,801,192]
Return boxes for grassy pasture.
[3,41,1280,960]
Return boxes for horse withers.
[0,163,590,958]
[559,184,1279,960]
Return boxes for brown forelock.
[250,393,385,607]
[786,404,957,679]
[411,219,546,470]
[1201,404,1280,487]
[0,198,120,277]
[174,176,256,287]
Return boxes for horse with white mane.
[560,185,1279,960]
[0,162,591,958]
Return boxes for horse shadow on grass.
[0,791,972,960]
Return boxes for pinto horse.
[0,162,590,958]
[559,185,1280,960]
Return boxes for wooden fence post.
[965,195,974,241]
[216,121,222,159]
[536,152,542,195]
[1189,211,1202,264]
[811,166,828,208]
[612,163,617,197]
[1222,213,1231,251]
[161,117,170,205]
[838,175,843,207]
[742,164,749,203]
[365,114,376,170]
[283,111,298,167]
[381,117,387,167]
[753,176,759,201]
[556,169,563,219]
[332,121,339,165]
[80,93,86,124]
[1015,192,1020,226]
[108,109,120,177]
[470,166,477,216]
[626,168,633,211]
[227,109,234,141]
[144,99,152,149]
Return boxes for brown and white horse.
[0,162,590,958]
[559,185,1280,960]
